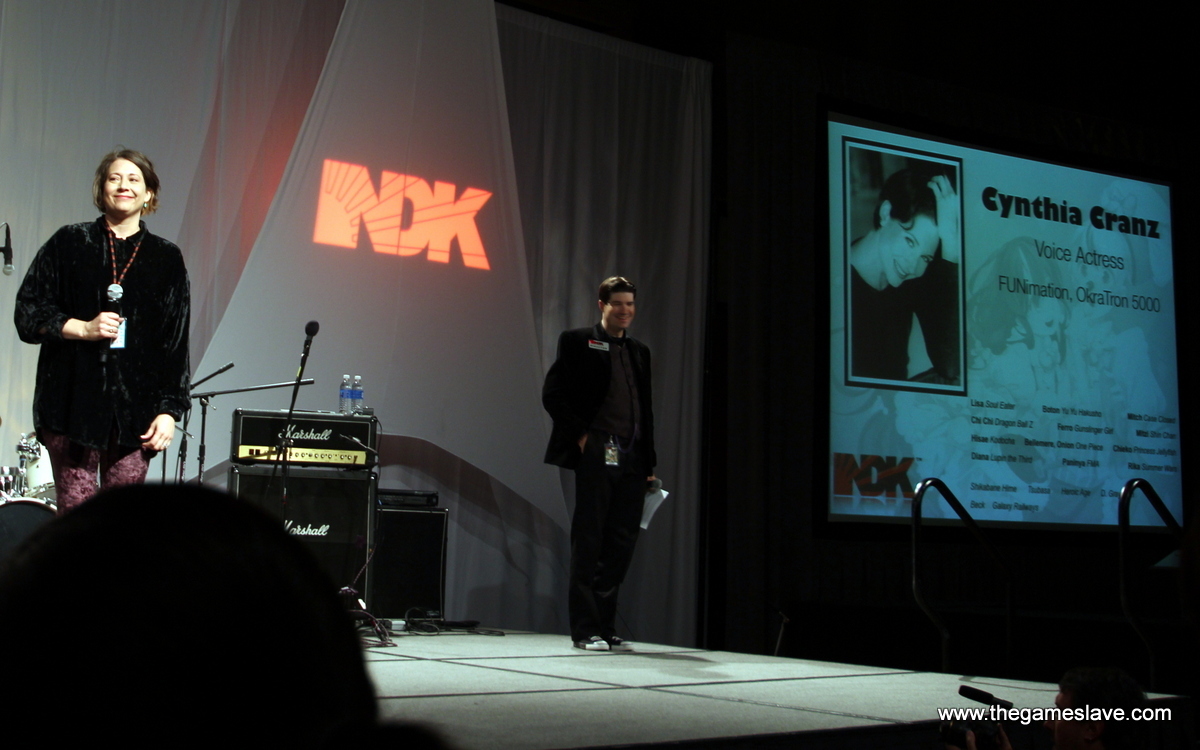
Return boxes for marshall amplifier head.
[231,409,380,469]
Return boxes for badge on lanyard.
[112,319,127,349]
[604,434,619,466]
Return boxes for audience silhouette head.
[0,483,377,746]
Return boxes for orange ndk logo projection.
[313,159,492,270]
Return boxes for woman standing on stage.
[15,149,190,512]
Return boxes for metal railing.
[1117,477,1184,691]
[911,477,1014,673]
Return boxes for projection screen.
[828,113,1180,530]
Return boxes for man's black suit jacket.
[542,323,656,471]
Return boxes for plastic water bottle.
[339,374,352,413]
[351,374,364,413]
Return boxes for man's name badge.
[604,435,619,466]
[588,339,609,351]
[112,319,127,349]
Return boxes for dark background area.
[503,1,1197,698]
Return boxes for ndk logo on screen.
[313,159,493,269]
[832,453,915,500]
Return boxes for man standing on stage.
[543,276,656,651]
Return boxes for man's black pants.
[569,428,646,642]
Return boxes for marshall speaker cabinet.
[229,465,376,594]
[367,506,448,620]
[230,409,380,469]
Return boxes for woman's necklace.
[105,224,144,303]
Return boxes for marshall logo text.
[284,520,332,537]
[283,424,334,442]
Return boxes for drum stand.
[13,434,35,497]
[12,432,52,507]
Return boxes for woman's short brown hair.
[93,148,161,215]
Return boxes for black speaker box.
[368,506,448,620]
[228,466,375,594]
[377,488,439,507]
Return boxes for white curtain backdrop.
[497,5,710,646]
[0,0,709,646]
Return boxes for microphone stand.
[332,432,395,645]
[337,432,379,460]
[279,326,318,521]
[162,424,195,484]
[176,362,234,483]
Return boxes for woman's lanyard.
[105,225,144,304]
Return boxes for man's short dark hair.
[93,148,161,215]
[599,276,636,303]
[1059,667,1147,750]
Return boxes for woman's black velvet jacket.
[14,218,190,450]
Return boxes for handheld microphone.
[99,285,122,364]
[2,223,13,275]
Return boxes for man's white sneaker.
[573,636,610,651]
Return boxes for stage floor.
[360,630,1191,750]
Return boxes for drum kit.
[0,431,57,564]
